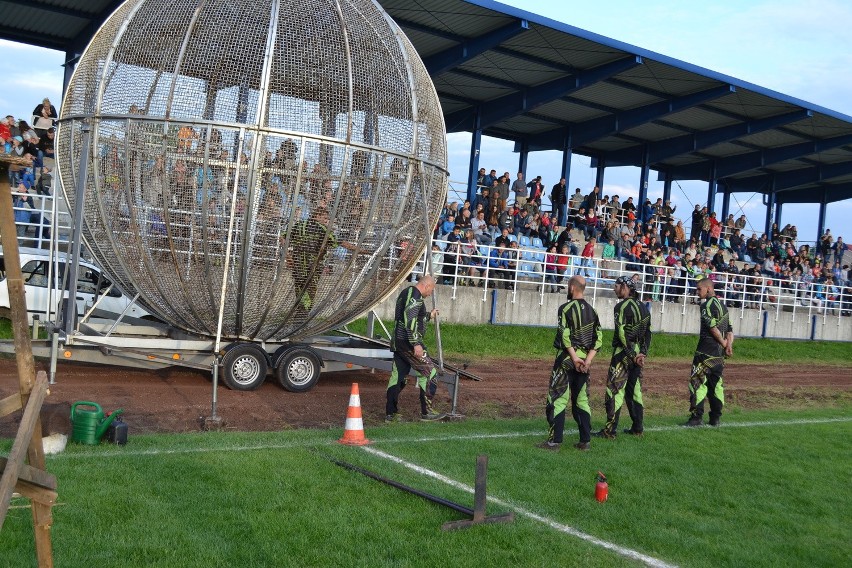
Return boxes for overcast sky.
[1,0,849,243]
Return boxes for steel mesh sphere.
[56,0,447,340]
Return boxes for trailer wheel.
[275,349,321,392]
[221,344,268,391]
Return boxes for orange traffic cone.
[338,383,371,445]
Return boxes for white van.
[0,247,153,325]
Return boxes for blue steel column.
[595,157,606,188]
[637,145,649,209]
[764,178,776,236]
[816,188,828,242]
[774,202,783,227]
[517,140,529,175]
[561,134,573,184]
[466,110,483,204]
[662,171,673,204]
[721,185,731,221]
[706,162,717,214]
[62,50,79,96]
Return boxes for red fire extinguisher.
[595,471,608,502]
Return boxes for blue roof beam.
[660,133,852,179]
[593,109,818,175]
[570,84,735,147]
[423,19,530,76]
[444,55,643,132]
[774,183,852,204]
[725,161,852,192]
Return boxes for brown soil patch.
[1,357,849,436]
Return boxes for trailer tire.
[221,344,268,391]
[275,348,321,393]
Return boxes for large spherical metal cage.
[56,0,447,341]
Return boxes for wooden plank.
[0,372,48,526]
[0,392,23,418]
[0,458,57,491]
[13,480,57,507]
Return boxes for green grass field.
[2,408,850,567]
[343,319,852,363]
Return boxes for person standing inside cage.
[289,206,357,315]
[594,276,651,439]
[538,276,602,451]
[385,275,447,423]
[685,278,734,427]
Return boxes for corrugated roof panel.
[442,70,515,91]
[620,122,687,141]
[738,129,808,147]
[705,90,798,121]
[570,82,661,110]
[457,57,563,88]
[468,49,562,77]
[586,138,637,152]
[616,60,723,97]
[783,113,852,139]
[400,29,459,57]
[663,107,739,131]
[535,99,609,123]
[495,115,561,135]
[661,155,707,167]
[2,5,88,39]
[803,148,852,164]
[698,143,755,158]
[384,0,512,37]
[513,26,626,70]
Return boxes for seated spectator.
[430,244,444,278]
[572,207,587,234]
[471,210,491,245]
[488,243,510,287]
[440,214,456,237]
[583,209,598,240]
[32,97,58,138]
[556,226,579,256]
[494,227,512,249]
[441,241,463,284]
[497,204,514,235]
[446,225,463,244]
[17,120,39,145]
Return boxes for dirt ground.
[1,355,849,438]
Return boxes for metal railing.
[7,189,73,250]
[410,237,852,325]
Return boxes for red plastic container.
[595,471,608,502]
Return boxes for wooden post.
[0,157,55,566]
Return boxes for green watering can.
[71,402,124,445]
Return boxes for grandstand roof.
[3,0,852,205]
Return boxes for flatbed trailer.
[0,316,478,413]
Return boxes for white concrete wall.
[371,283,850,342]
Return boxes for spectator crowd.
[433,168,851,314]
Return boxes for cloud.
[8,70,63,93]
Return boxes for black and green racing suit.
[689,295,731,423]
[602,296,651,435]
[545,298,602,444]
[386,285,439,417]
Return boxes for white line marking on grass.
[362,446,678,568]
[378,416,852,445]
[48,416,851,459]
